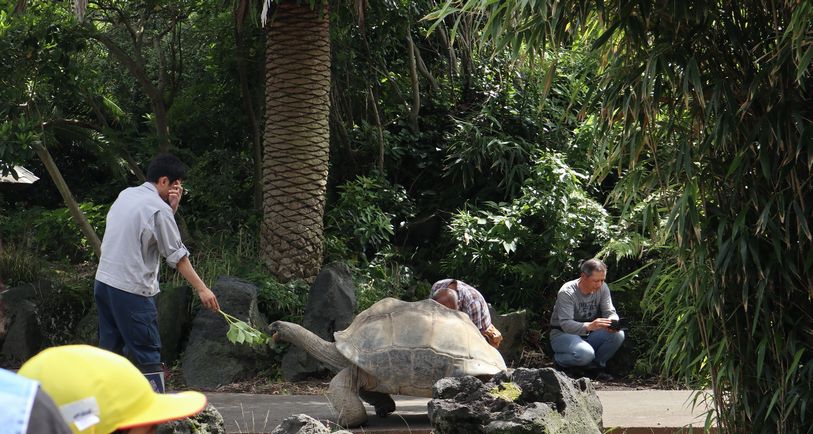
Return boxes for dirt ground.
[170,349,670,395]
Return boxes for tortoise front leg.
[359,390,396,417]
[328,367,368,427]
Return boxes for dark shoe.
[586,367,615,381]
[554,363,587,379]
[594,372,615,382]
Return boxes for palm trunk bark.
[261,1,331,283]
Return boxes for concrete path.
[205,389,714,434]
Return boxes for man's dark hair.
[580,258,608,276]
[145,154,187,183]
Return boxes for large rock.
[72,307,98,345]
[0,285,46,367]
[157,284,193,363]
[489,306,527,366]
[281,263,356,381]
[269,414,352,434]
[1,280,91,362]
[157,403,225,434]
[181,277,271,389]
[0,297,44,367]
[428,368,603,434]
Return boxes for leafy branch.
[220,310,273,347]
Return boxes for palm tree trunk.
[261,1,331,283]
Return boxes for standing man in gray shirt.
[549,258,624,374]
[94,154,220,393]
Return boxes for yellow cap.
[18,345,207,433]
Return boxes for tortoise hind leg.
[359,390,396,417]
[328,367,368,427]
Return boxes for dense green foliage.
[444,151,609,308]
[2,0,643,377]
[9,5,807,429]
[429,0,813,431]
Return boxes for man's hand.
[484,324,503,348]
[168,182,184,213]
[586,318,612,332]
[197,287,220,312]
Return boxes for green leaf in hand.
[220,310,272,347]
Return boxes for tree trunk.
[90,31,173,153]
[33,143,102,258]
[261,1,331,283]
[367,84,385,172]
[406,33,420,133]
[234,4,264,212]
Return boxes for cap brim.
[116,391,207,429]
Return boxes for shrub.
[325,175,415,263]
[253,277,309,323]
[1,203,107,263]
[0,243,45,287]
[352,246,421,311]
[443,151,609,310]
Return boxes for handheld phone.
[609,318,628,331]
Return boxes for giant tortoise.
[269,297,507,427]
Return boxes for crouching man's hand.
[484,324,503,348]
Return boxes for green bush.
[443,151,609,309]
[352,247,421,311]
[1,203,107,263]
[181,148,258,234]
[0,243,46,287]
[325,175,415,263]
[253,278,309,323]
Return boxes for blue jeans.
[550,329,625,368]
[94,280,161,370]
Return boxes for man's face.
[579,270,606,295]
[156,176,182,203]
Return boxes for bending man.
[430,279,502,348]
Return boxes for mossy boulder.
[428,368,603,434]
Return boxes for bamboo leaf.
[796,44,813,83]
[540,58,558,108]
[756,337,767,378]
[591,20,619,50]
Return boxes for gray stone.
[0,297,44,366]
[157,403,225,434]
[2,280,91,354]
[281,262,356,381]
[483,403,557,434]
[157,284,193,363]
[72,308,98,345]
[489,306,527,366]
[181,276,271,389]
[270,414,330,434]
[428,368,603,434]
[269,414,353,434]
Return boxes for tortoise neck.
[277,321,350,370]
